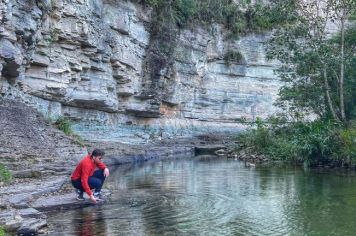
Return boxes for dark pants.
[71,169,106,194]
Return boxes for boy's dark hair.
[91,149,105,157]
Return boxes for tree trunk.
[323,67,340,121]
[340,14,346,121]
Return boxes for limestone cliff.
[0,0,280,144]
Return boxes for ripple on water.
[47,158,356,236]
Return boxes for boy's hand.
[104,168,110,177]
[90,194,97,204]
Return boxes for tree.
[267,0,356,122]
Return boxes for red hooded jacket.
[71,155,106,196]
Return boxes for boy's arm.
[96,161,110,177]
[96,161,106,170]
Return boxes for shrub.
[0,226,5,236]
[236,119,355,166]
[338,124,356,160]
[290,121,338,164]
[0,163,12,184]
[223,50,244,65]
[53,117,85,147]
[135,0,296,36]
[54,117,72,135]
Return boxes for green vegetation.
[135,0,296,37]
[48,27,60,44]
[236,0,356,167]
[267,0,356,121]
[237,118,356,166]
[50,0,57,8]
[223,50,244,65]
[54,117,85,147]
[55,117,72,135]
[0,226,5,236]
[0,163,12,184]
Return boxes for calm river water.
[48,156,356,236]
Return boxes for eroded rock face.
[0,0,281,144]
[0,100,86,175]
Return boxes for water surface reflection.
[48,157,356,235]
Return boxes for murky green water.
[48,156,356,235]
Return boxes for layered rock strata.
[0,0,280,144]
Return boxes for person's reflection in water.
[74,208,107,236]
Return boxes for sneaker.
[76,190,85,201]
[93,192,105,201]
